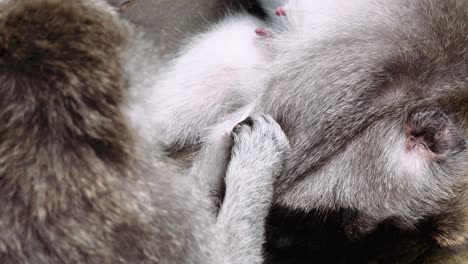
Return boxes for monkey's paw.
[218,114,290,264]
[221,114,290,225]
[229,114,290,181]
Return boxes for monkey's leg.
[217,114,290,264]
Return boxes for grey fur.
[218,115,290,263]
[151,0,468,245]
[258,0,468,240]
[0,0,290,263]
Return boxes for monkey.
[141,0,468,258]
[255,0,468,244]
[0,0,291,263]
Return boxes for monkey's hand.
[217,114,290,264]
[229,114,291,184]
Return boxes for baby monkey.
[0,0,290,263]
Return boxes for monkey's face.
[275,105,467,212]
[269,101,467,244]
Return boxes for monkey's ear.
[405,109,467,160]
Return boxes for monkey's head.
[259,0,468,247]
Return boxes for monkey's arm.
[217,115,290,264]
[190,114,290,264]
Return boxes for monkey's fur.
[258,0,468,245]
[145,0,468,255]
[0,0,291,263]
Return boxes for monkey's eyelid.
[417,142,430,151]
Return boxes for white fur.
[129,0,376,147]
[141,14,271,148]
[260,0,373,33]
[217,114,290,264]
[390,137,429,185]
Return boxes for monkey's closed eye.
[405,109,466,160]
[409,130,437,152]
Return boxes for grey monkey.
[256,0,468,245]
[147,0,468,250]
[0,0,290,263]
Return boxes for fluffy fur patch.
[0,0,130,172]
[0,0,135,254]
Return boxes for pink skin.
[255,28,272,37]
[405,136,439,161]
[275,6,287,16]
[404,124,442,161]
[255,4,288,37]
